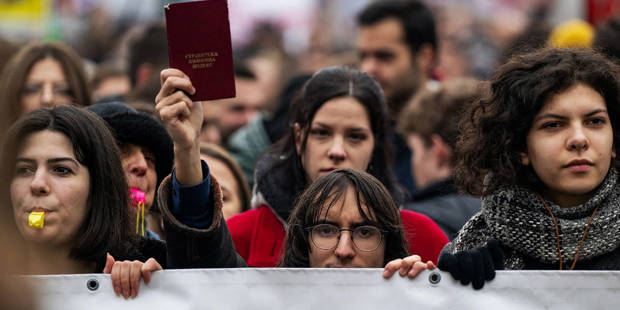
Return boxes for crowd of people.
[2,0,620,306]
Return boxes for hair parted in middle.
[279,168,409,267]
[455,48,620,196]
[257,66,405,205]
[1,106,137,263]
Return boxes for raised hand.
[155,68,203,186]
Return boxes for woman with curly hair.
[437,48,620,289]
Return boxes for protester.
[0,41,93,133]
[225,66,448,267]
[281,168,436,279]
[199,142,251,220]
[438,48,620,289]
[87,102,173,239]
[91,63,131,103]
[2,106,244,299]
[356,0,439,194]
[398,79,481,240]
[227,73,312,187]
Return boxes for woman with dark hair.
[200,142,251,220]
[437,48,620,289]
[224,66,448,267]
[0,42,93,133]
[3,106,244,298]
[156,66,448,269]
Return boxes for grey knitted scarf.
[451,168,620,269]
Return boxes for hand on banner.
[382,254,436,279]
[437,239,504,290]
[103,253,163,299]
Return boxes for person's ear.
[135,63,153,88]
[612,145,616,159]
[294,123,302,154]
[520,152,530,166]
[431,135,452,167]
[415,44,434,76]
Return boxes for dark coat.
[403,178,481,240]
[95,174,246,271]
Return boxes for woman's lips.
[26,207,53,213]
[564,159,593,173]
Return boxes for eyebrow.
[534,109,608,122]
[313,122,370,132]
[314,219,375,228]
[16,157,80,166]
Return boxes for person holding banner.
[2,106,244,299]
[280,168,436,278]
[438,48,620,289]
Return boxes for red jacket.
[227,205,449,267]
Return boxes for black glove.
[437,239,504,290]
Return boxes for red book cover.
[165,0,235,101]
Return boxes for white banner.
[25,269,620,309]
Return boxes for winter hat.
[87,102,174,187]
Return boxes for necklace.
[536,194,599,270]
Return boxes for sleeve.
[400,209,450,264]
[170,160,213,228]
[157,167,247,268]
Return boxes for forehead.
[26,57,67,82]
[311,97,371,129]
[18,130,75,158]
[319,186,375,224]
[539,84,606,114]
[357,18,408,51]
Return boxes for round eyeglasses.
[306,223,386,252]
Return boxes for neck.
[541,190,592,208]
[24,243,94,275]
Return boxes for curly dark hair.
[279,168,408,267]
[455,48,620,196]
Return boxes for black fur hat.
[87,102,174,188]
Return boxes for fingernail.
[115,287,120,296]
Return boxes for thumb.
[103,253,115,274]
[141,258,163,284]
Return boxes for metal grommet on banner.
[87,278,99,291]
[428,271,441,285]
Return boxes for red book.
[165,0,236,101]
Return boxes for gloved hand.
[437,239,504,290]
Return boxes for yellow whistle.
[28,211,45,229]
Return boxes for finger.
[110,262,121,296]
[470,250,485,290]
[455,251,473,285]
[427,261,436,270]
[437,252,458,278]
[159,101,192,124]
[407,261,430,278]
[399,255,420,276]
[142,258,163,284]
[103,253,115,274]
[120,263,131,299]
[160,68,190,86]
[487,239,504,270]
[382,259,402,279]
[157,76,195,103]
[479,246,496,281]
[129,261,142,298]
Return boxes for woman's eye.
[310,129,329,137]
[15,166,34,176]
[586,118,606,126]
[22,85,41,95]
[53,166,73,175]
[541,121,561,130]
[349,133,367,142]
[222,194,229,202]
